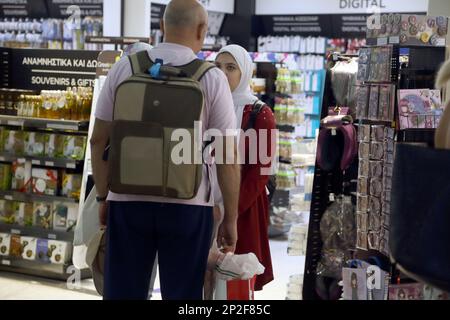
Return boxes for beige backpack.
[108,50,215,199]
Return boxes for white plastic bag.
[73,186,100,269]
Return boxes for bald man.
[90,0,240,300]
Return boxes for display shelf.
[0,224,74,242]
[0,256,91,281]
[0,154,81,169]
[0,191,78,204]
[0,115,89,133]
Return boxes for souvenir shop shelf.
[0,224,74,242]
[0,115,89,133]
[0,154,81,170]
[0,191,78,204]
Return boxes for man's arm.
[90,118,112,225]
[216,135,240,253]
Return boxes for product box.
[53,202,78,231]
[14,202,34,227]
[47,240,71,264]
[44,134,64,158]
[20,236,37,260]
[9,234,22,258]
[11,161,32,192]
[24,132,45,157]
[31,168,58,196]
[61,173,82,199]
[0,233,11,256]
[0,163,11,191]
[63,135,86,160]
[33,202,53,229]
[398,89,443,129]
[0,200,15,224]
[36,239,50,263]
[389,283,424,300]
[2,130,24,155]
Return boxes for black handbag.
[390,143,450,292]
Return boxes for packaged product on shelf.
[36,239,50,263]
[359,142,370,159]
[31,168,58,196]
[358,159,369,177]
[3,130,24,155]
[11,161,32,192]
[370,125,385,142]
[251,78,266,95]
[370,160,383,178]
[369,196,382,215]
[368,85,380,120]
[44,134,64,158]
[369,213,382,232]
[357,177,368,195]
[24,132,45,157]
[61,172,82,200]
[370,142,384,160]
[356,213,369,232]
[0,233,11,256]
[9,234,22,257]
[53,202,78,231]
[356,231,368,250]
[33,202,53,229]
[47,240,70,264]
[388,283,425,300]
[14,202,34,227]
[0,163,12,191]
[63,135,87,160]
[378,85,395,122]
[356,85,370,120]
[0,200,15,224]
[358,124,371,142]
[20,236,37,260]
[357,195,368,213]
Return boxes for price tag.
[66,163,76,169]
[2,259,11,266]
[32,159,41,165]
[48,234,57,240]
[17,158,26,164]
[47,123,78,131]
[7,120,23,126]
[377,37,388,46]
[45,161,55,167]
[11,229,21,235]
[0,157,5,161]
[4,195,13,201]
[389,36,400,44]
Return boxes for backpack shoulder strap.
[246,100,266,131]
[179,59,216,82]
[128,50,154,75]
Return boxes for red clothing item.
[235,103,276,291]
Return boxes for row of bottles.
[16,88,92,121]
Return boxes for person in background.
[213,44,276,291]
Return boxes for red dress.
[236,103,276,291]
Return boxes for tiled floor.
[0,237,304,300]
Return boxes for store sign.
[256,0,429,15]
[150,0,234,14]
[6,48,99,91]
[150,3,226,35]
[0,0,47,18]
[259,14,370,38]
[45,0,103,18]
[151,3,166,31]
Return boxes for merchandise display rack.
[302,42,446,300]
[0,114,89,280]
[0,49,119,281]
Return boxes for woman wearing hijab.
[213,44,276,291]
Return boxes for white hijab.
[218,45,258,129]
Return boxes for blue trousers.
[104,201,213,300]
